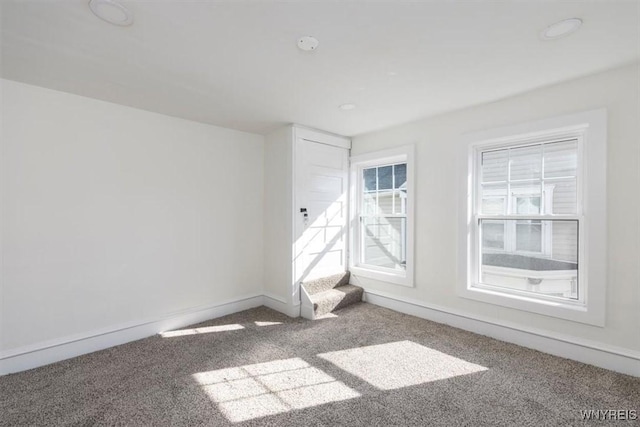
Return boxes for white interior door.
[294,137,349,291]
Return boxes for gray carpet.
[310,285,364,317]
[1,302,639,426]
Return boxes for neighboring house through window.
[459,110,607,326]
[350,146,414,287]
[479,139,578,298]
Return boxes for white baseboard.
[0,294,264,375]
[364,290,640,377]
[4,289,637,378]
[262,293,301,318]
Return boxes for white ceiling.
[2,1,639,136]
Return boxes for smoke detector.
[297,36,319,52]
[89,0,134,26]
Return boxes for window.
[361,163,407,269]
[479,140,578,298]
[459,110,607,326]
[350,146,414,286]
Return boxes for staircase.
[300,272,363,319]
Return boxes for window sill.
[458,284,604,327]
[350,265,414,287]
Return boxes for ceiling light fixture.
[541,18,582,40]
[89,0,134,26]
[297,36,319,52]
[339,103,356,111]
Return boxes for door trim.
[293,125,351,149]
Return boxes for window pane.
[548,178,577,215]
[393,190,406,215]
[482,198,505,215]
[552,221,578,263]
[482,220,505,250]
[544,140,577,178]
[479,219,578,300]
[510,145,542,181]
[510,182,541,215]
[393,164,407,189]
[516,197,541,215]
[482,149,508,183]
[363,192,377,215]
[480,142,578,216]
[363,168,377,192]
[378,166,393,190]
[378,190,393,215]
[481,183,507,214]
[362,217,406,270]
[515,220,542,252]
[359,161,408,273]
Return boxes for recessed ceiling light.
[541,18,582,40]
[339,103,356,111]
[89,0,134,27]
[297,36,319,52]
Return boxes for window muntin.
[476,139,580,301]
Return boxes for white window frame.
[350,145,415,287]
[458,110,607,326]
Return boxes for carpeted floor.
[1,302,638,426]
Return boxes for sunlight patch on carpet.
[192,358,360,422]
[318,340,488,390]
[315,312,339,319]
[254,321,283,326]
[160,324,244,338]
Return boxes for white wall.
[351,64,640,353]
[263,126,293,307]
[0,79,264,352]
